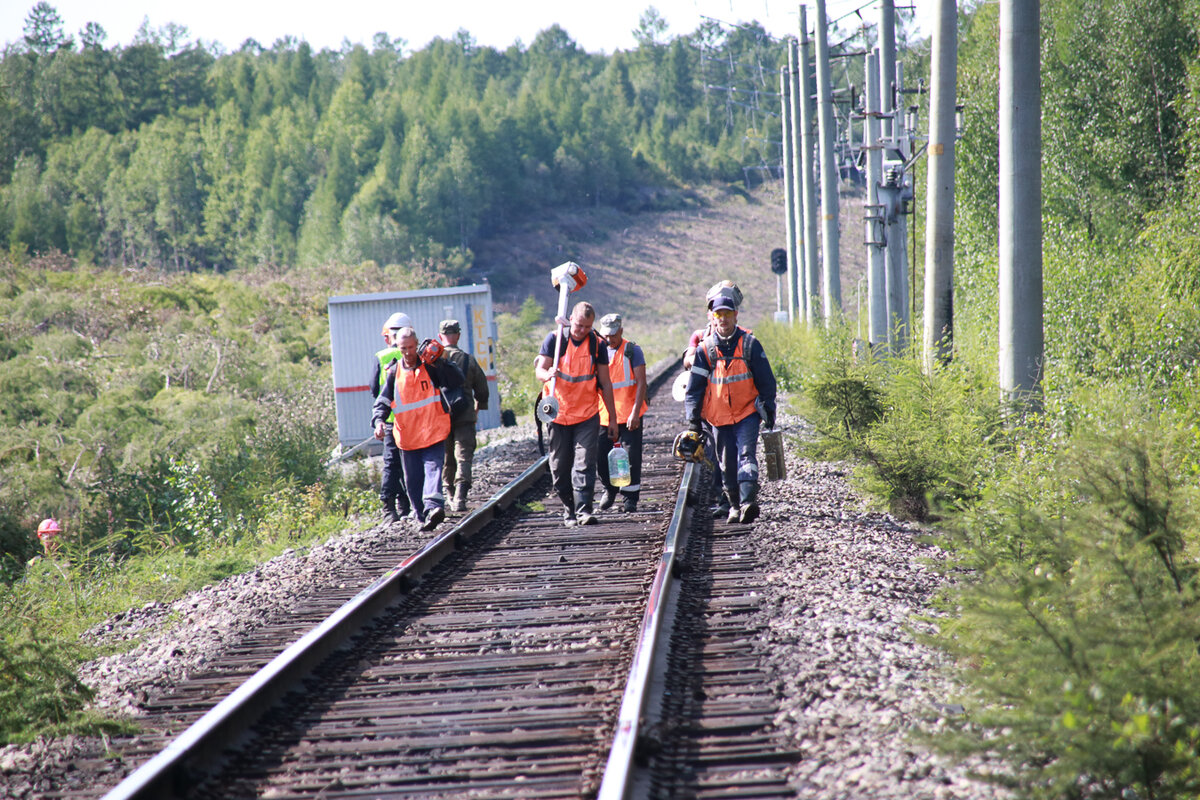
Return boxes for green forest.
[0,2,780,270]
[5,0,1200,795]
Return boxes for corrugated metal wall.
[328,285,500,452]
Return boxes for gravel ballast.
[0,414,1008,798]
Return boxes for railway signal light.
[770,248,787,275]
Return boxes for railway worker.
[371,312,414,524]
[534,301,619,527]
[438,319,490,513]
[36,518,61,556]
[595,313,648,513]
[373,326,456,532]
[683,288,776,525]
[682,281,746,519]
[682,281,744,370]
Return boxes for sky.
[1,0,934,56]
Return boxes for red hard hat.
[38,518,61,535]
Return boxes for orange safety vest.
[542,332,599,426]
[391,361,451,450]
[700,331,759,426]
[599,340,645,426]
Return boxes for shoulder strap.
[425,362,442,389]
[741,331,756,359]
[703,333,719,370]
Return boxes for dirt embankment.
[468,183,868,362]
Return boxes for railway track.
[62,361,798,800]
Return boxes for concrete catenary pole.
[923,0,957,367]
[879,0,908,351]
[781,64,798,326]
[788,38,804,323]
[878,0,896,141]
[999,0,1043,407]
[798,5,821,326]
[814,0,842,322]
[865,51,888,349]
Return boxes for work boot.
[621,497,637,513]
[738,481,760,524]
[598,488,618,511]
[393,489,412,518]
[562,508,578,528]
[420,507,445,532]
[451,483,469,513]
[382,497,401,525]
[711,492,731,519]
[574,491,597,526]
[726,504,742,524]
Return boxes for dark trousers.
[400,441,446,522]
[597,422,643,503]
[712,414,760,503]
[380,424,410,512]
[547,414,600,513]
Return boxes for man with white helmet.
[371,311,413,524]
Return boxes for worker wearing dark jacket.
[373,327,464,532]
[372,312,413,524]
[683,290,777,524]
[438,319,490,513]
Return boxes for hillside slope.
[470,183,867,361]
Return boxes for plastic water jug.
[608,443,631,487]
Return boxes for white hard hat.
[384,312,413,331]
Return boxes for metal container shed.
[328,284,500,455]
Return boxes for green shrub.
[0,601,133,744]
[494,295,546,418]
[800,330,997,520]
[932,400,1200,799]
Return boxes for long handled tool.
[536,261,588,423]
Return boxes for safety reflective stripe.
[701,333,759,426]
[394,394,442,413]
[690,365,710,378]
[611,356,635,389]
[710,371,754,385]
[547,334,599,425]
[392,363,451,450]
[602,341,644,426]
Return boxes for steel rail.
[597,457,699,799]
[99,455,548,800]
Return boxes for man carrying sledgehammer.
[534,263,618,528]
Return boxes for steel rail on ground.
[99,456,548,800]
[597,457,700,799]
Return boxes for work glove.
[687,419,702,435]
[755,397,775,430]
